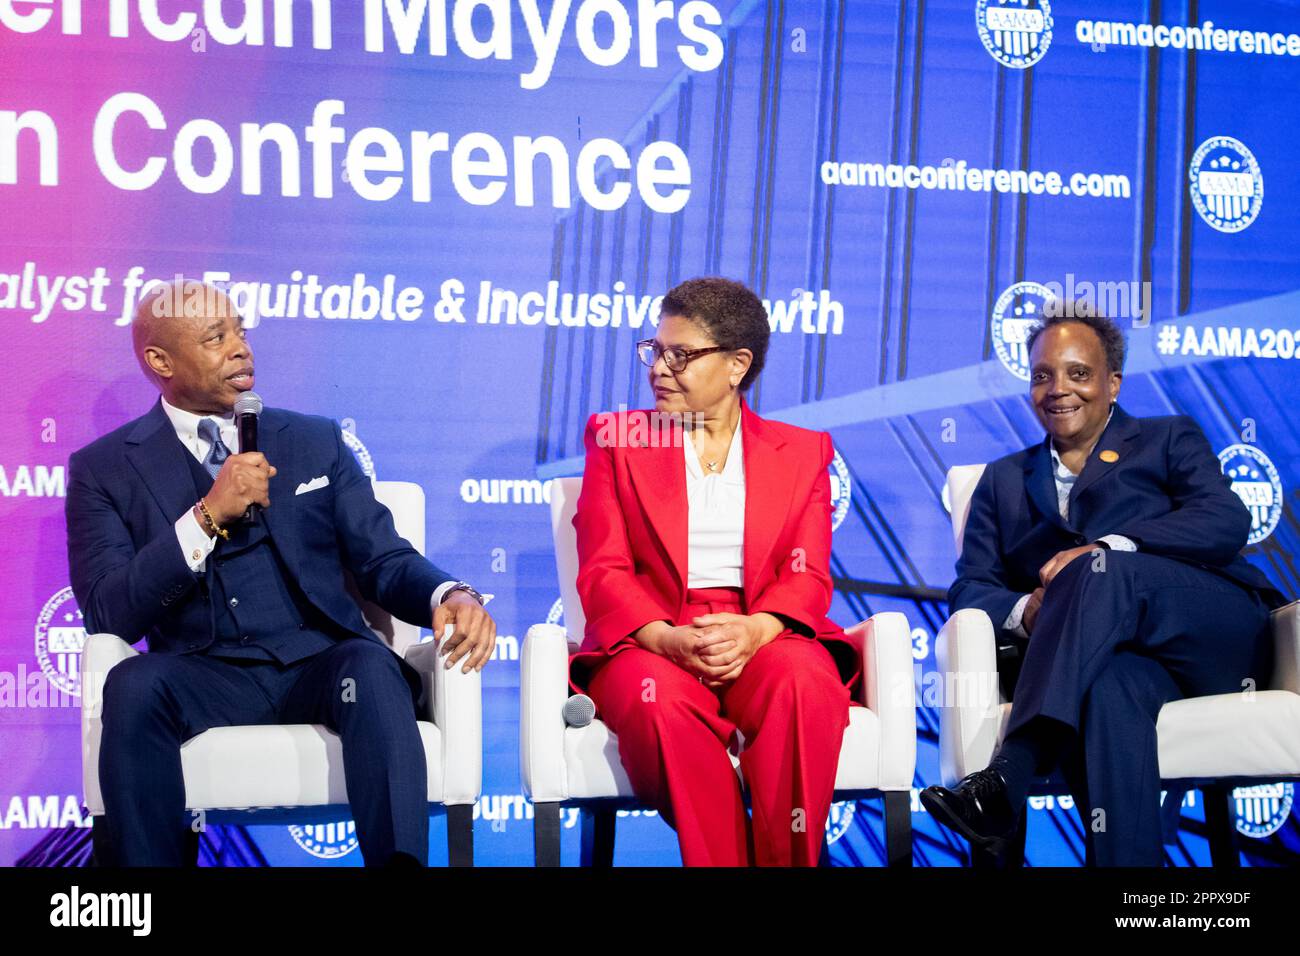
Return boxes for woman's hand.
[690,612,785,688]
[636,620,753,685]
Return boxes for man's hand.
[1021,587,1046,635]
[433,590,497,672]
[204,452,276,526]
[1038,544,1099,589]
[691,612,785,688]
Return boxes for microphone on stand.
[234,391,262,522]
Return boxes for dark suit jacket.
[949,404,1287,648]
[65,399,453,654]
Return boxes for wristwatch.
[443,582,486,606]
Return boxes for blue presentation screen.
[1,0,1296,865]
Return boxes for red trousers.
[586,588,851,866]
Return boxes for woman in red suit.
[570,277,859,867]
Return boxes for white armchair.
[520,476,916,866]
[81,481,482,866]
[937,463,1300,865]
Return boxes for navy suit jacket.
[949,404,1287,646]
[65,399,453,655]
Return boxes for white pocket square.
[295,475,330,495]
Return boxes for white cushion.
[84,721,445,815]
[559,706,884,800]
[970,690,1300,785]
[1157,691,1300,780]
[562,722,635,800]
[549,478,587,642]
[946,463,986,555]
[833,707,883,791]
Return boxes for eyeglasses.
[636,339,728,372]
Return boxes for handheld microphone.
[233,391,263,520]
[563,694,596,728]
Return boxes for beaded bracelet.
[196,498,230,541]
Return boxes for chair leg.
[1006,812,1027,867]
[969,813,1026,869]
[579,806,616,867]
[534,802,562,867]
[183,824,200,867]
[446,804,474,867]
[970,843,999,868]
[1202,783,1240,868]
[91,813,200,867]
[883,792,912,868]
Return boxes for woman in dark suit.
[569,277,857,866]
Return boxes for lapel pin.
[1100,449,1119,463]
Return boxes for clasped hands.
[1022,543,1105,634]
[638,612,785,688]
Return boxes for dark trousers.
[98,638,429,866]
[1004,551,1271,866]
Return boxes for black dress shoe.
[920,768,1021,853]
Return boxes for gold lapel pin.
[1100,449,1119,463]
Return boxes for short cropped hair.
[1025,301,1127,374]
[660,277,770,391]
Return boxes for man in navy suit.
[921,307,1286,866]
[66,279,497,866]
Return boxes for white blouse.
[684,423,746,588]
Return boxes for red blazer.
[570,398,859,691]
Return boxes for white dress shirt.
[163,397,238,573]
[1003,411,1135,636]
[684,423,745,589]
[163,397,461,609]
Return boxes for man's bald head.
[132,280,239,378]
[131,280,255,414]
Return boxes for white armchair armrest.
[844,612,916,791]
[520,623,571,803]
[934,608,1004,787]
[1270,600,1299,695]
[81,633,141,816]
[403,640,481,805]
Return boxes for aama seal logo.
[35,587,85,697]
[341,423,376,478]
[1233,783,1293,839]
[991,281,1055,381]
[977,0,1053,68]
[1218,444,1282,545]
[1189,136,1263,234]
[289,820,359,860]
[829,449,852,533]
[825,799,856,845]
[547,597,565,628]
